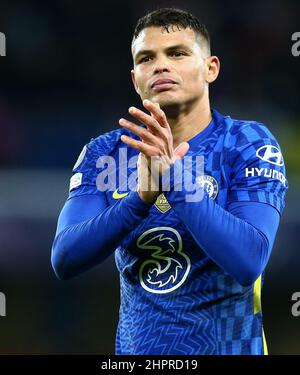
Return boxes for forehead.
[132,26,198,56]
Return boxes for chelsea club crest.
[196,175,218,200]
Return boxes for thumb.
[174,142,189,161]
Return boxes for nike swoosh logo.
[112,189,129,199]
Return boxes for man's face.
[131,26,211,109]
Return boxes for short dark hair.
[132,8,210,54]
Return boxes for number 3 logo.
[137,227,191,294]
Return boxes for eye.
[170,51,186,58]
[139,56,152,64]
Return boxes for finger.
[119,118,158,145]
[174,142,190,160]
[142,99,169,129]
[120,134,158,156]
[128,106,164,135]
[138,152,151,171]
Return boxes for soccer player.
[51,8,288,355]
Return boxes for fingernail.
[129,107,135,113]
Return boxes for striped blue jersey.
[68,109,287,354]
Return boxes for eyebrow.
[134,44,193,62]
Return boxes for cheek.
[134,67,151,92]
[181,63,205,90]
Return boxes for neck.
[163,95,212,149]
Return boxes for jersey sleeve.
[68,138,103,200]
[227,122,288,215]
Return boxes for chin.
[151,92,181,108]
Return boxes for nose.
[153,54,171,74]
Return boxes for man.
[51,8,288,355]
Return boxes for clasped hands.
[119,99,189,204]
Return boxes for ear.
[131,69,140,94]
[205,56,220,84]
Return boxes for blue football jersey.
[68,109,287,355]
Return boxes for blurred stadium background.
[0,0,299,354]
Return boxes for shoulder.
[72,127,135,175]
[213,109,285,168]
[86,127,131,157]
[216,110,280,149]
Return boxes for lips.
[151,78,177,89]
